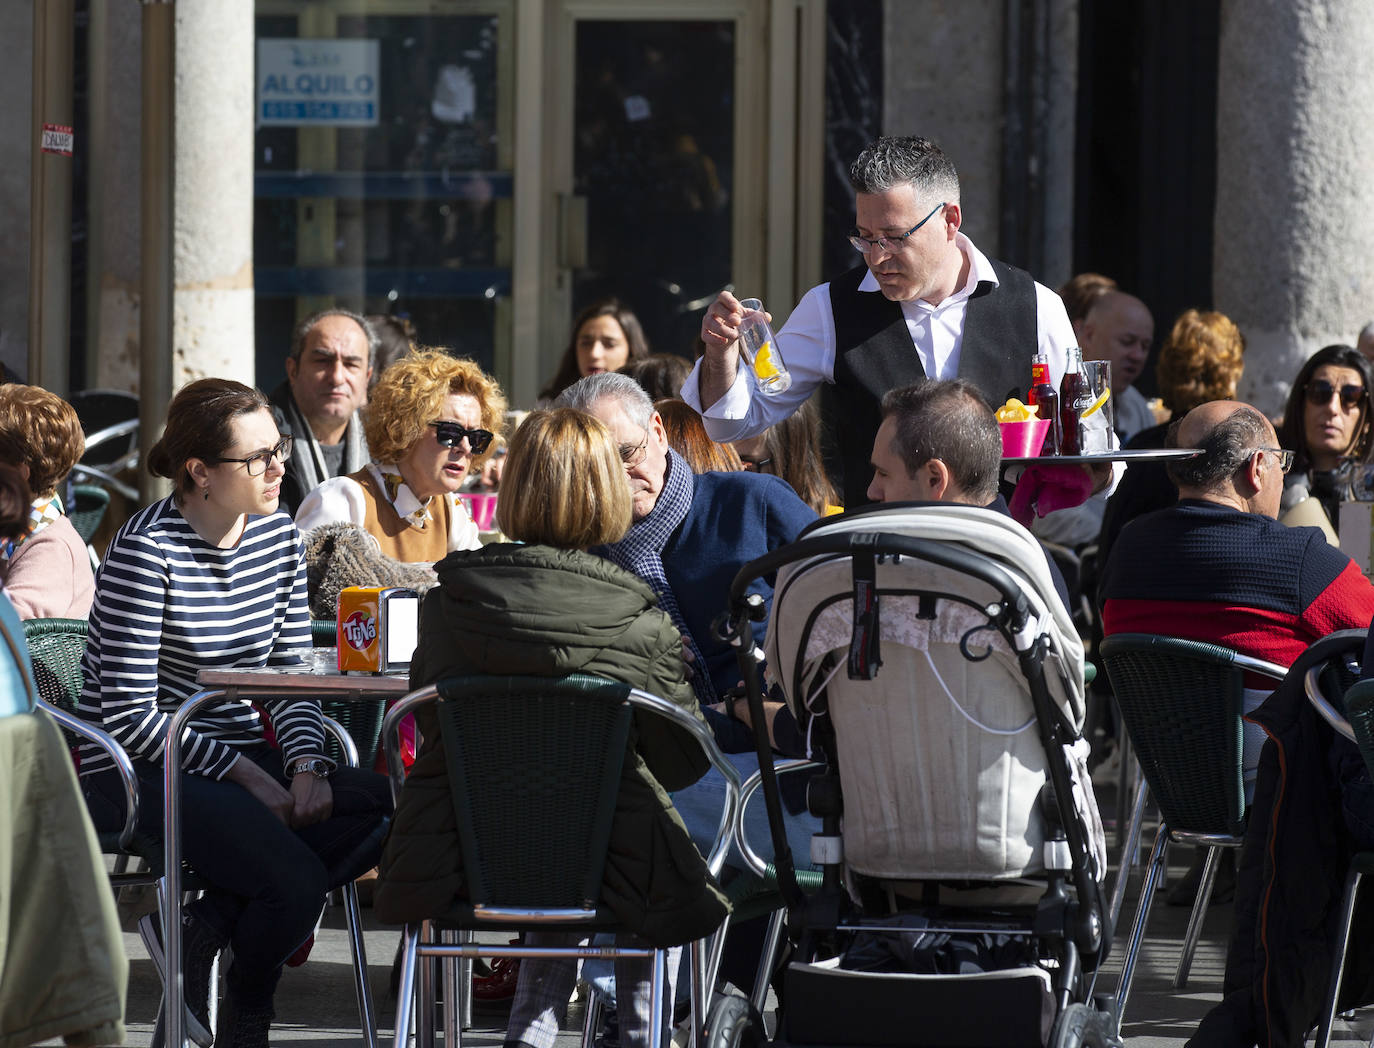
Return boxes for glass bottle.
[1059,347,1093,456]
[1030,350,1060,454]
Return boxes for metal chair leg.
[648,948,667,1048]
[417,921,436,1048]
[440,929,461,1048]
[1315,866,1364,1048]
[340,880,379,1048]
[1174,845,1222,988]
[580,988,604,1048]
[1114,823,1170,1031]
[750,909,787,1017]
[459,928,474,1031]
[392,925,421,1048]
[1110,774,1149,933]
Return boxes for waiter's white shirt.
[683,232,1078,443]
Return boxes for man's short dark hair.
[849,136,961,204]
[288,309,379,366]
[1165,405,1270,491]
[880,379,1000,503]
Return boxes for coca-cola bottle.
[1059,347,1093,456]
[1029,350,1061,454]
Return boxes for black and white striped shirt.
[77,497,319,778]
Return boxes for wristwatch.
[289,757,333,780]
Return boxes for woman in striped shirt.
[78,378,391,1048]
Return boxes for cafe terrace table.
[160,649,409,1048]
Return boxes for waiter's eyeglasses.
[848,202,946,255]
[1305,380,1367,410]
[429,421,494,453]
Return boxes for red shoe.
[471,950,520,1003]
[285,932,315,968]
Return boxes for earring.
[202,487,210,501]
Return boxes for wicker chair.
[383,673,740,1048]
[1099,633,1286,1022]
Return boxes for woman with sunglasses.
[1276,344,1374,535]
[296,348,507,563]
[76,378,392,1048]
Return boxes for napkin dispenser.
[336,586,419,673]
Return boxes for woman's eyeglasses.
[430,421,494,453]
[214,436,293,477]
[1305,380,1367,410]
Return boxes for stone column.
[1216,0,1374,415]
[171,0,255,388]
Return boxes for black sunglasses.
[1305,380,1367,410]
[429,420,494,453]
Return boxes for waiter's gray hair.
[849,136,961,205]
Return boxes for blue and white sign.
[258,39,380,127]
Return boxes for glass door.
[544,1,770,375]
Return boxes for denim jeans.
[83,744,391,1001]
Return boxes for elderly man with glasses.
[1100,400,1374,798]
[685,135,1077,508]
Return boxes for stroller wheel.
[1050,1003,1122,1048]
[704,994,764,1048]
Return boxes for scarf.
[371,463,440,531]
[0,494,63,562]
[282,393,368,494]
[604,448,716,705]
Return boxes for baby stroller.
[715,503,1116,1048]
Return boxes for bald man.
[1101,401,1374,788]
[1079,290,1155,442]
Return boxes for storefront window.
[253,10,509,382]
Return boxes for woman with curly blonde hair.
[296,348,507,564]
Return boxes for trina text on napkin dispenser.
[336,586,419,673]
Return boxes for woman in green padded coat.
[374,407,727,1048]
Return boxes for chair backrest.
[432,673,635,910]
[67,485,111,545]
[22,618,89,714]
[22,618,90,750]
[1100,633,1260,837]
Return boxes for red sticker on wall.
[41,123,73,157]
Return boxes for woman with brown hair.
[296,348,507,564]
[539,297,651,403]
[732,397,841,515]
[76,378,391,1048]
[0,384,94,618]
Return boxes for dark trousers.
[84,745,391,1001]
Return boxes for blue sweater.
[658,471,817,695]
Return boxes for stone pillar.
[1216,0,1374,415]
[171,0,255,388]
[0,3,32,380]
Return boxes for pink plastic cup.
[459,492,499,531]
[999,418,1053,458]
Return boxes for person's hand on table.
[288,772,334,828]
[225,753,295,826]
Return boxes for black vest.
[827,259,1039,508]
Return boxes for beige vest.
[351,468,453,564]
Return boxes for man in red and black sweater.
[1102,400,1374,1048]
[1101,400,1374,670]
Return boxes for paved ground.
[54,786,1374,1047]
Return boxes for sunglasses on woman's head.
[429,421,494,453]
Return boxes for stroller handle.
[725,531,1034,634]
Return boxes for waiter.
[684,135,1077,508]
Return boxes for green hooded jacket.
[373,543,730,947]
